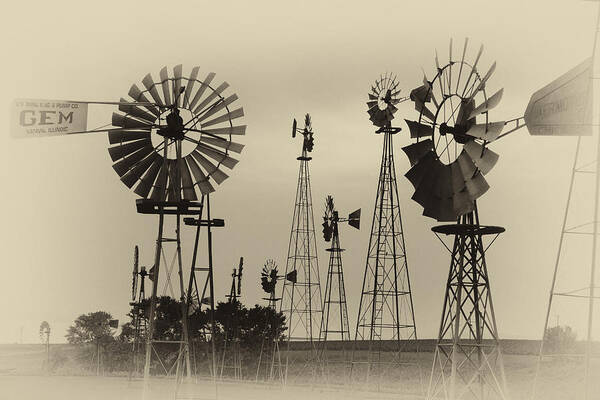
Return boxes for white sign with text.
[11,99,88,138]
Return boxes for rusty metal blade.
[469,89,503,119]
[201,108,244,128]
[108,138,152,161]
[159,67,172,107]
[142,73,164,106]
[112,144,154,177]
[199,136,244,153]
[193,82,230,114]
[405,120,434,138]
[186,153,215,194]
[189,72,216,111]
[128,84,160,116]
[402,139,434,166]
[190,150,229,184]
[464,141,499,175]
[183,66,200,108]
[465,121,505,142]
[134,156,164,198]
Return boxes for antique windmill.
[403,37,593,400]
[220,257,244,380]
[319,195,360,375]
[130,245,150,377]
[403,38,509,400]
[280,114,323,382]
[39,321,51,371]
[352,74,417,384]
[12,65,247,390]
[256,259,285,382]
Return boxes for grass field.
[1,344,598,399]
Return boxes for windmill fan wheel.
[367,73,403,127]
[261,259,278,294]
[108,65,246,201]
[402,39,505,222]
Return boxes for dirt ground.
[1,344,598,400]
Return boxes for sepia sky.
[1,0,599,343]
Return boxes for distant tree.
[39,321,51,344]
[39,321,51,371]
[126,296,286,347]
[118,321,136,343]
[65,311,114,345]
[544,324,577,353]
[241,304,286,351]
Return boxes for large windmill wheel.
[402,39,504,221]
[108,65,246,202]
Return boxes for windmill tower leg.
[143,210,165,387]
[280,151,323,382]
[352,131,417,386]
[427,209,507,400]
[532,135,600,399]
[142,142,200,394]
[176,214,193,381]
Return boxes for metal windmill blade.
[403,39,502,221]
[107,65,247,201]
[132,245,139,301]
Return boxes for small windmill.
[280,114,322,383]
[39,321,51,371]
[318,195,360,376]
[220,257,244,380]
[130,245,150,377]
[352,74,417,386]
[256,259,285,382]
[261,259,280,308]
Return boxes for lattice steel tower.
[280,114,323,379]
[219,257,244,380]
[319,196,360,376]
[353,74,417,382]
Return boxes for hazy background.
[1,0,598,344]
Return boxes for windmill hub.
[377,89,393,110]
[438,122,470,144]
[157,108,185,140]
[149,107,198,159]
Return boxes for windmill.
[280,114,322,383]
[402,37,594,399]
[318,195,360,378]
[130,245,150,377]
[39,321,51,371]
[12,65,246,391]
[256,259,285,382]
[220,257,244,380]
[352,74,417,386]
[402,39,509,400]
[524,5,598,399]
